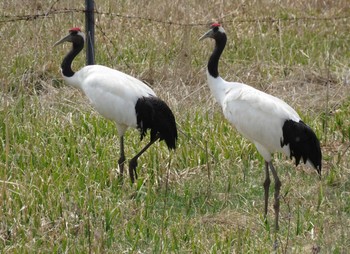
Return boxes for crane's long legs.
[128,134,160,183]
[118,136,126,176]
[269,162,281,231]
[263,161,271,219]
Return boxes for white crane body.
[62,64,156,135]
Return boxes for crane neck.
[61,38,84,77]
[208,33,227,78]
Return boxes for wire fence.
[1,7,349,26]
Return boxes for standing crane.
[199,23,322,231]
[54,28,177,183]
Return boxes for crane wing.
[222,82,300,153]
[74,65,156,128]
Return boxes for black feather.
[281,120,322,174]
[135,96,177,149]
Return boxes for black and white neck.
[199,23,227,79]
[61,37,84,77]
[207,29,226,78]
[199,24,230,106]
[54,28,85,78]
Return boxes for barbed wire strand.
[1,7,349,25]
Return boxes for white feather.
[63,65,155,135]
[207,71,300,161]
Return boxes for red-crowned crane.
[54,28,177,183]
[199,23,322,231]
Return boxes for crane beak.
[53,34,72,47]
[199,29,214,41]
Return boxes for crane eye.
[213,26,219,32]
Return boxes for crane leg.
[118,136,126,176]
[263,161,271,219]
[269,162,281,231]
[128,135,160,183]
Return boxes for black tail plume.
[281,120,322,174]
[135,96,177,149]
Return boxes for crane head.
[199,23,226,41]
[54,27,85,47]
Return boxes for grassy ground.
[1,0,350,253]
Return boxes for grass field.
[1,0,350,253]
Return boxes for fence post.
[85,0,95,65]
